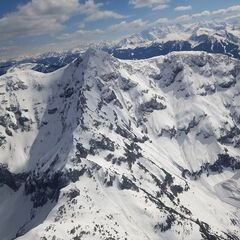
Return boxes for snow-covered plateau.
[0,49,240,240]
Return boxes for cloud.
[153,5,169,11]
[147,5,240,27]
[129,0,170,10]
[0,0,80,40]
[211,5,240,15]
[151,17,168,25]
[107,19,148,32]
[174,5,192,11]
[85,9,124,22]
[57,18,148,42]
[80,0,125,22]
[0,0,125,42]
[175,4,240,22]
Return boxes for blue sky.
[0,0,240,59]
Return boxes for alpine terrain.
[0,47,240,240]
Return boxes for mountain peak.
[0,50,240,239]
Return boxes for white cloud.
[146,5,240,27]
[48,18,149,57]
[174,5,192,11]
[107,19,148,32]
[85,9,124,22]
[80,0,125,22]
[153,5,169,11]
[0,0,125,41]
[57,18,148,41]
[129,0,170,10]
[175,4,240,22]
[151,17,168,25]
[212,5,240,15]
[0,0,80,40]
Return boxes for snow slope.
[0,49,240,239]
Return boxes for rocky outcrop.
[140,97,166,113]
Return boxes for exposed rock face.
[120,77,137,91]
[89,135,115,152]
[0,50,240,240]
[0,133,6,146]
[140,97,166,113]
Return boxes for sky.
[0,0,240,60]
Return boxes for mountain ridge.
[0,49,240,239]
[1,22,240,76]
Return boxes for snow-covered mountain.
[0,50,83,76]
[106,22,240,60]
[0,49,240,239]
[1,22,240,77]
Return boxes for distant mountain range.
[106,22,240,60]
[1,22,239,76]
[0,51,81,76]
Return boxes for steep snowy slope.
[0,50,240,239]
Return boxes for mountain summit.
[0,50,240,239]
